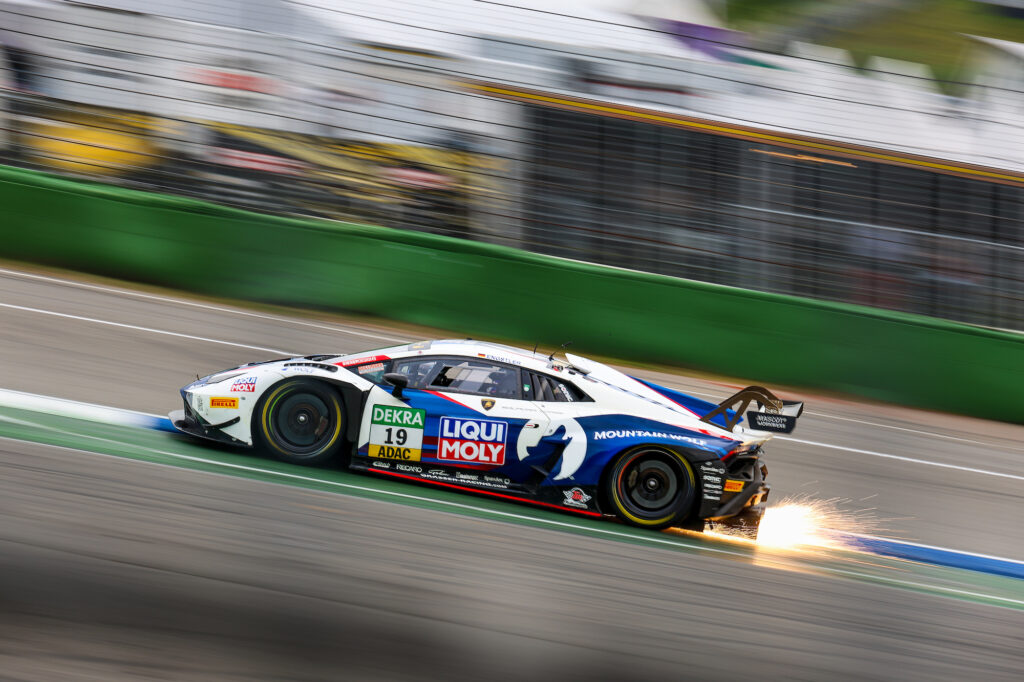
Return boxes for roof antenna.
[548,342,571,362]
[532,342,538,355]
[550,341,572,362]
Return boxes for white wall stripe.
[777,436,1024,482]
[0,302,295,355]
[0,429,1021,610]
[0,267,409,343]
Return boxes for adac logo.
[481,398,495,411]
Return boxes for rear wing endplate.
[700,386,804,434]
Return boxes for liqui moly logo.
[437,417,507,466]
[230,376,257,392]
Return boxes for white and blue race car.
[170,339,802,534]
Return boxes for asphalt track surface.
[1,265,1023,680]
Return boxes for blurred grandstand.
[1,0,1022,329]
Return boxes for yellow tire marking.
[612,449,696,526]
[260,382,342,457]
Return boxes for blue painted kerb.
[139,413,1024,582]
[145,416,177,433]
[840,534,1024,581]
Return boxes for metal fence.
[524,107,1024,329]
[2,1,1022,331]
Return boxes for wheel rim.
[624,459,677,512]
[269,390,334,453]
[615,450,689,521]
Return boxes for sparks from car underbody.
[755,501,844,549]
[700,496,883,551]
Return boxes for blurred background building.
[1,0,1022,329]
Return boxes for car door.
[356,355,550,485]
[519,369,599,484]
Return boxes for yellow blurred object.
[25,115,159,176]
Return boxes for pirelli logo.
[210,397,239,408]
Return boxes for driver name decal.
[369,405,425,461]
[437,417,507,466]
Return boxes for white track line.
[841,532,1024,566]
[8,264,1024,450]
[819,566,1024,608]
[777,436,1024,482]
[799,411,1024,452]
[677,387,1023,452]
[0,426,737,559]
[6,383,1024,570]
[9,386,1024,571]
[5,266,1020,450]
[4,300,1023,482]
[2,430,1021,610]
[0,388,166,423]
[0,414,44,427]
[806,412,944,434]
[0,302,295,355]
[0,267,409,343]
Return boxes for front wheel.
[605,447,697,530]
[256,379,344,464]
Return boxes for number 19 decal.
[384,427,408,446]
[368,405,425,461]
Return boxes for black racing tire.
[605,447,697,530]
[255,379,344,465]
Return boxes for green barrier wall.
[2,164,1022,423]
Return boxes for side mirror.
[383,372,409,398]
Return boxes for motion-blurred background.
[2,0,1022,329]
[2,5,1024,680]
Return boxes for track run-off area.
[1,264,1023,680]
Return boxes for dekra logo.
[372,405,425,427]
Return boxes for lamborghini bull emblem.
[481,398,495,411]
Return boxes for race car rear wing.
[700,386,804,434]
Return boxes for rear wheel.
[256,379,344,464]
[605,447,696,530]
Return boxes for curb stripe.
[0,388,176,432]
[836,532,1024,580]
[2,388,1023,582]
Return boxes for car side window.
[399,358,521,399]
[524,371,590,402]
[393,358,444,389]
